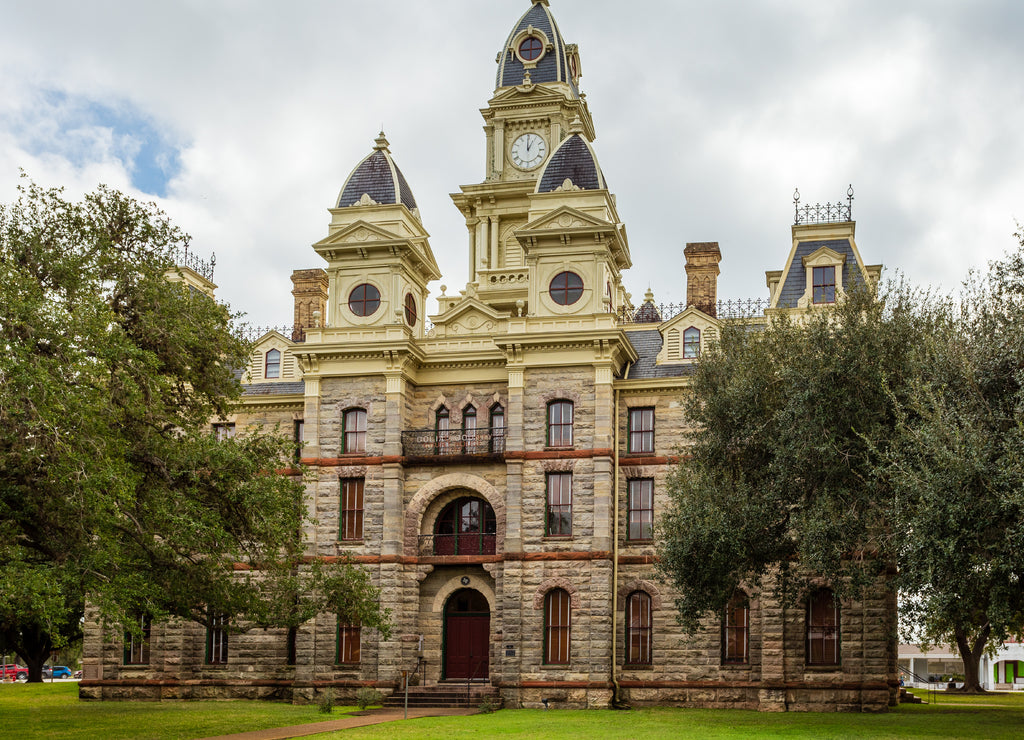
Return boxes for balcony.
[401,428,506,458]
[417,532,497,557]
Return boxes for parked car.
[73,669,83,679]
[1,664,28,681]
[50,666,73,679]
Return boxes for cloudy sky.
[2,0,1022,328]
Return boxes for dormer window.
[265,349,281,379]
[813,266,836,304]
[518,36,543,61]
[683,327,700,359]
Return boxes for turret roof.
[336,133,418,211]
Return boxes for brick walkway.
[197,707,477,740]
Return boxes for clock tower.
[449,0,608,316]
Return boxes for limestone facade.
[81,0,897,711]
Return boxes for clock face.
[510,133,547,170]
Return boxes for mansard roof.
[536,133,607,193]
[496,0,578,96]
[336,133,418,211]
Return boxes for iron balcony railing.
[417,533,497,557]
[401,428,506,457]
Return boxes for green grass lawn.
[5,683,1024,740]
[0,682,346,740]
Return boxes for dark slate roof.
[242,381,305,397]
[623,330,698,379]
[536,134,606,192]
[337,142,418,210]
[496,1,578,96]
[776,239,863,308]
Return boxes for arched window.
[683,327,700,359]
[435,406,450,454]
[433,497,496,555]
[489,403,505,453]
[547,400,574,447]
[625,591,652,665]
[806,588,840,666]
[463,405,478,453]
[723,591,749,664]
[342,408,366,453]
[265,349,281,378]
[544,589,571,665]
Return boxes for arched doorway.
[443,588,490,680]
[434,497,496,555]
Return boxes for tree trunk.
[15,624,53,684]
[953,624,990,693]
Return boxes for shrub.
[318,689,334,714]
[355,687,384,710]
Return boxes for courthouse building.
[82,0,897,711]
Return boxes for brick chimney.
[684,242,722,318]
[290,269,328,342]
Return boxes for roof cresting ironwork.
[793,185,854,225]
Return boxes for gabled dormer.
[655,305,720,365]
[427,296,510,339]
[767,188,882,313]
[247,330,301,383]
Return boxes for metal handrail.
[898,664,939,704]
[401,428,506,457]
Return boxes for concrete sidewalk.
[197,707,477,740]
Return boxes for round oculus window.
[518,36,543,61]
[549,271,584,306]
[404,293,417,327]
[348,283,381,316]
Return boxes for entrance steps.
[383,683,501,709]
[900,687,926,704]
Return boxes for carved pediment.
[315,220,402,247]
[520,205,612,233]
[429,297,507,337]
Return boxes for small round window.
[404,293,417,327]
[348,283,381,316]
[549,271,584,306]
[518,36,543,61]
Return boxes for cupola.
[496,0,581,95]
[336,132,419,213]
[535,129,607,193]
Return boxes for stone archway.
[403,473,505,556]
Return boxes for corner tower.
[449,0,625,317]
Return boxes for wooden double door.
[443,588,490,680]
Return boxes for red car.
[1,664,27,681]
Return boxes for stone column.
[757,571,788,711]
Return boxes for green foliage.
[355,687,384,711]
[658,232,1024,690]
[477,695,499,714]
[0,177,387,679]
[658,286,925,631]
[318,688,335,714]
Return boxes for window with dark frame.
[625,591,653,665]
[265,348,281,378]
[628,407,654,454]
[806,588,841,666]
[463,404,478,453]
[546,472,572,537]
[627,478,654,541]
[123,615,151,665]
[490,403,505,453]
[813,266,836,304]
[337,621,361,664]
[348,283,381,316]
[404,293,417,327]
[435,406,450,454]
[547,400,574,447]
[339,478,364,541]
[549,271,584,306]
[544,589,571,665]
[683,327,700,359]
[518,35,543,61]
[342,408,366,453]
[206,613,228,665]
[433,497,497,555]
[723,592,750,664]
